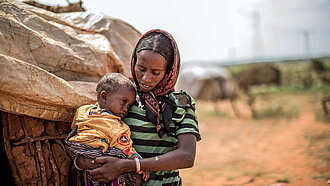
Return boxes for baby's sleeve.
[113,132,142,159]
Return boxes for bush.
[315,110,330,124]
[305,131,330,182]
[256,102,300,119]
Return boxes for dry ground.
[181,93,330,186]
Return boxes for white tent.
[176,64,237,100]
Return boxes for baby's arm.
[114,133,142,159]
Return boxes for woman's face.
[134,50,168,92]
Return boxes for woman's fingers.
[92,157,109,164]
[85,156,125,183]
[92,156,112,164]
[91,174,102,180]
[91,174,106,182]
[93,175,110,183]
[86,167,101,176]
[86,157,122,182]
[97,178,109,183]
[87,168,111,182]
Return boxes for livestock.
[237,64,281,93]
[176,65,240,117]
[237,64,281,118]
[310,59,330,85]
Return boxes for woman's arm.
[141,133,197,171]
[86,133,197,182]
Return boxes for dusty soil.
[181,93,330,186]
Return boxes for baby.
[67,73,147,185]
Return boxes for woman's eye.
[121,100,127,104]
[152,71,161,75]
[137,66,146,72]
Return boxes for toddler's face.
[103,85,136,118]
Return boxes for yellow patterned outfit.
[69,104,141,160]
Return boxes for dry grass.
[181,92,330,186]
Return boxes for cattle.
[237,64,281,118]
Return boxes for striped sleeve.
[173,91,201,141]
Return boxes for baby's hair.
[96,73,136,100]
[136,32,174,70]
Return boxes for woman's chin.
[140,88,152,92]
[139,84,154,92]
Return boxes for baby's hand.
[135,171,149,185]
[142,171,150,181]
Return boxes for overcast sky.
[25,0,330,62]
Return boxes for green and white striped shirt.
[123,90,201,186]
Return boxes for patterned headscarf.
[131,29,180,137]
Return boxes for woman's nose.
[142,72,151,82]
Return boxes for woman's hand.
[86,156,134,183]
[76,156,101,170]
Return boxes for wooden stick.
[1,112,22,185]
[13,134,67,146]
[19,116,41,185]
[55,139,66,152]
[36,141,47,186]
[45,140,60,186]
[322,96,330,115]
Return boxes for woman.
[72,29,201,185]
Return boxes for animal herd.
[183,60,329,118]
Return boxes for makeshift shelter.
[176,64,237,100]
[176,64,240,117]
[0,0,141,185]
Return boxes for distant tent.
[176,64,240,117]
[176,65,237,100]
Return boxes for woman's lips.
[140,83,152,89]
